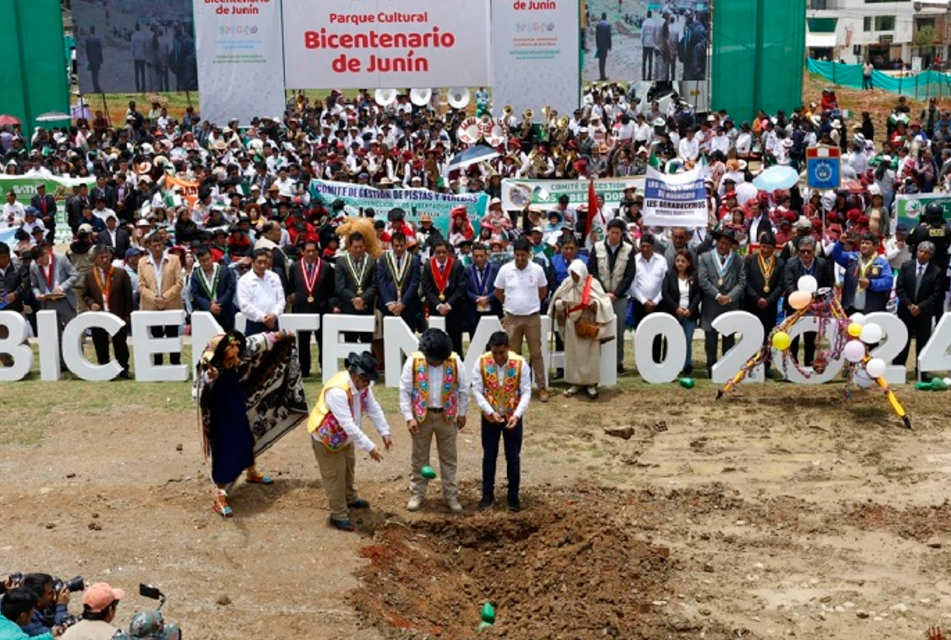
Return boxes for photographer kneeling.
[19,576,69,637]
[0,588,61,640]
[60,584,124,640]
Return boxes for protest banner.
[641,166,708,228]
[194,0,286,125]
[895,192,951,231]
[501,176,644,211]
[72,0,198,94]
[309,180,487,235]
[491,0,580,119]
[282,0,490,89]
[163,175,201,209]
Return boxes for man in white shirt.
[307,351,393,532]
[710,126,731,156]
[495,238,550,402]
[237,247,286,336]
[678,127,700,163]
[631,235,668,361]
[400,328,469,514]
[2,191,25,228]
[471,331,532,512]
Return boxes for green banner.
[895,193,951,231]
[501,176,645,210]
[309,179,488,236]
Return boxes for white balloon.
[843,340,867,363]
[853,368,875,388]
[865,357,887,378]
[797,275,819,294]
[850,312,867,327]
[860,323,883,344]
[944,377,951,387]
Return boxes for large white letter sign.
[131,310,188,382]
[864,312,908,385]
[0,311,33,381]
[321,314,375,380]
[712,311,765,384]
[62,312,124,382]
[634,313,686,384]
[36,310,61,381]
[919,312,951,375]
[383,317,420,388]
[773,317,844,384]
[190,311,224,375]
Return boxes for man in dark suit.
[895,241,945,378]
[66,183,91,234]
[465,242,502,334]
[377,231,422,332]
[81,245,134,378]
[782,236,833,367]
[30,183,56,242]
[0,242,30,367]
[421,238,467,355]
[90,175,115,212]
[595,12,612,81]
[98,214,131,258]
[743,232,784,372]
[288,238,336,377]
[191,247,237,332]
[697,229,746,377]
[335,230,378,344]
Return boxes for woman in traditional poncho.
[548,259,616,399]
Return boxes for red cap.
[82,583,126,614]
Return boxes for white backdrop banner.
[282,0,490,89]
[491,0,580,119]
[194,0,287,125]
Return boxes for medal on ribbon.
[301,257,321,303]
[431,256,454,302]
[197,264,220,303]
[346,255,368,296]
[758,253,775,294]
[386,251,410,298]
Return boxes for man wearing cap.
[82,245,134,379]
[20,209,45,238]
[308,351,393,531]
[697,228,746,377]
[60,583,125,640]
[588,219,636,373]
[831,231,893,316]
[400,328,469,514]
[885,224,911,269]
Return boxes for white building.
[807,0,950,69]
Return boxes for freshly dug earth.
[352,486,737,640]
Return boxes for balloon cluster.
[770,275,820,352]
[842,312,886,386]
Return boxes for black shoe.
[329,518,355,532]
[478,495,494,510]
[921,373,934,383]
[117,369,131,380]
[683,365,693,376]
[552,369,564,381]
[348,499,370,509]
[507,496,521,512]
[617,365,627,375]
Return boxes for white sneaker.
[407,495,423,511]
[447,499,463,514]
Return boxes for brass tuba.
[520,109,534,138]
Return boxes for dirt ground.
[3,378,951,639]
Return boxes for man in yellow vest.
[471,331,532,512]
[399,328,469,514]
[308,351,393,532]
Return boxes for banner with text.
[194,0,287,125]
[310,180,487,235]
[491,0,580,119]
[501,176,645,210]
[895,192,951,231]
[282,0,490,89]
[641,166,707,227]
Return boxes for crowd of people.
[0,86,949,387]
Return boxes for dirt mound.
[351,490,722,640]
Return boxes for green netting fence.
[807,58,951,101]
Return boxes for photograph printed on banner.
[581,0,709,84]
[73,0,198,94]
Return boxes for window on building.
[875,15,896,31]
[808,18,837,33]
[918,17,936,31]
[864,16,872,31]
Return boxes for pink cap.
[82,583,126,613]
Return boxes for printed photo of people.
[73,0,198,94]
[582,0,710,83]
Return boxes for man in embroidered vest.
[400,328,469,514]
[307,351,393,532]
[471,331,532,512]
[587,219,636,373]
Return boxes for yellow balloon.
[772,331,792,351]
[848,323,863,338]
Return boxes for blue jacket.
[551,253,588,288]
[376,252,422,331]
[831,241,892,312]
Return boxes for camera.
[54,576,85,593]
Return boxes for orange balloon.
[788,290,812,310]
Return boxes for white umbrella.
[35,112,71,123]
[447,145,500,172]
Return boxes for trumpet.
[426,110,437,127]
[523,108,534,122]
[502,105,513,123]
[557,115,570,130]
[542,105,552,123]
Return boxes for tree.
[916,25,937,48]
